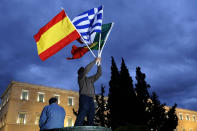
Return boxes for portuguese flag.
[67,23,114,60]
[34,10,80,61]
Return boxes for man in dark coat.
[74,57,102,126]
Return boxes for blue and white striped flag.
[72,5,103,44]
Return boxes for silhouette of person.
[74,57,102,126]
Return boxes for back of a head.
[49,97,58,105]
[78,67,84,77]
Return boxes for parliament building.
[0,81,197,131]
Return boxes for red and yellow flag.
[34,10,80,61]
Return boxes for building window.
[68,97,74,106]
[67,117,73,127]
[54,94,60,104]
[37,92,45,102]
[179,113,183,120]
[35,113,40,125]
[21,90,29,100]
[186,114,190,120]
[193,115,196,122]
[17,112,26,124]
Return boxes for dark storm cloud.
[0,0,197,110]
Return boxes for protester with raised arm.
[74,57,102,126]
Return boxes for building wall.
[0,81,197,131]
[0,81,79,131]
[0,82,12,131]
[175,108,197,131]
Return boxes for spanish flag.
[34,10,80,61]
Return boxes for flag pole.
[98,32,102,57]
[98,5,104,57]
[81,37,96,58]
[67,16,96,58]
[99,22,114,57]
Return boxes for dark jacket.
[78,59,102,98]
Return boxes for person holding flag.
[75,57,102,126]
[71,6,104,126]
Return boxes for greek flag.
[72,5,103,44]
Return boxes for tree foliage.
[161,104,178,131]
[94,85,108,127]
[106,57,178,130]
[119,58,138,124]
[135,67,151,125]
[148,92,167,130]
[107,56,121,130]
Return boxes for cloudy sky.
[0,0,197,111]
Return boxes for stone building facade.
[175,108,197,131]
[0,81,197,131]
[0,81,79,131]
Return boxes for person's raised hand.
[96,57,101,66]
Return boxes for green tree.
[135,67,151,125]
[119,58,138,125]
[94,85,108,127]
[107,57,121,130]
[104,57,178,131]
[148,92,167,130]
[161,104,178,131]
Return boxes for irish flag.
[34,10,80,61]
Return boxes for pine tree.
[161,104,178,131]
[135,67,151,125]
[148,92,167,130]
[94,85,107,127]
[119,58,137,125]
[106,58,178,130]
[107,56,121,130]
